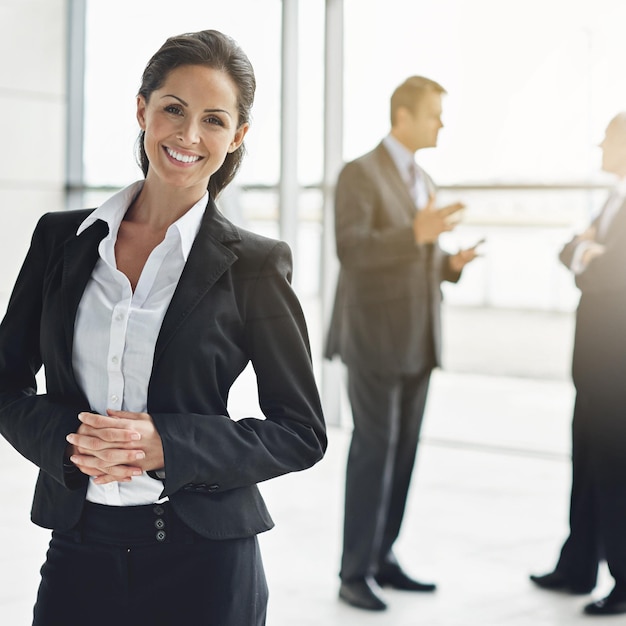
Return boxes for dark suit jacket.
[325,142,460,374]
[559,195,626,395]
[0,199,326,539]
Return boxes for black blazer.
[325,142,460,374]
[0,198,326,540]
[559,195,626,395]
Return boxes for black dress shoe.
[529,571,592,595]
[339,577,387,611]
[584,589,626,616]
[375,566,436,592]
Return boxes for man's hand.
[449,239,484,273]
[413,195,465,244]
[66,410,165,485]
[581,242,606,266]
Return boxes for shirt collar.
[173,192,208,261]
[76,180,207,262]
[383,134,417,184]
[76,180,144,239]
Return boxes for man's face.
[404,91,444,152]
[600,116,626,177]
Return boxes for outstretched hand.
[66,410,164,485]
[413,195,465,244]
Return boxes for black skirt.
[32,501,268,626]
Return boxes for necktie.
[407,162,419,205]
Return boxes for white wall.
[0,0,68,307]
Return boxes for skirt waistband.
[60,501,197,547]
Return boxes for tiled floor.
[0,368,620,625]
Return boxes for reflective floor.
[259,371,619,625]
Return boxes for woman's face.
[137,64,248,194]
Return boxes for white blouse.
[72,181,206,506]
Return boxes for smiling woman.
[0,29,326,626]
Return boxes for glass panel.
[343,0,626,185]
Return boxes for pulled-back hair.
[390,76,446,126]
[136,30,256,198]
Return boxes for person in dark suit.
[530,112,626,616]
[0,30,326,626]
[325,75,480,611]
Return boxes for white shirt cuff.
[570,240,604,274]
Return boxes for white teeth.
[166,147,200,163]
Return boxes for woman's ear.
[136,95,147,130]
[228,123,250,153]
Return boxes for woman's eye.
[205,115,224,126]
[164,105,183,115]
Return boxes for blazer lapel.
[59,202,241,374]
[152,200,241,366]
[376,143,417,219]
[61,219,109,358]
[599,196,626,244]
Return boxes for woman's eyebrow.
[161,94,232,117]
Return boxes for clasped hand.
[66,410,165,485]
[413,195,465,244]
[576,225,606,266]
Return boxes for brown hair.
[136,30,256,198]
[390,76,446,126]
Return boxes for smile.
[165,147,201,163]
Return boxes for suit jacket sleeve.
[573,232,626,294]
[150,241,327,498]
[559,237,579,269]
[334,160,422,270]
[560,206,626,293]
[334,157,460,288]
[558,214,601,269]
[0,215,86,490]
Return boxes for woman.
[0,29,326,626]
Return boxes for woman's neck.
[126,178,206,229]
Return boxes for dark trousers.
[555,392,602,590]
[556,389,626,591]
[33,502,268,626]
[340,364,431,582]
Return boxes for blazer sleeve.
[334,160,422,270]
[151,241,327,498]
[560,207,626,293]
[573,234,626,294]
[0,215,86,489]
[559,237,579,269]
[442,253,462,284]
